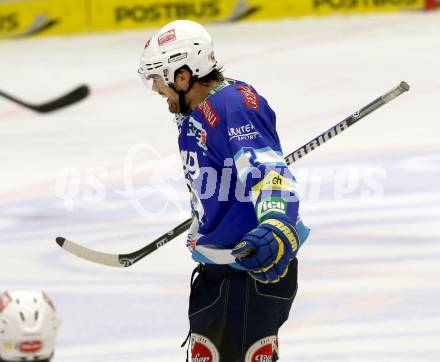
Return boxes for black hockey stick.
[56,81,410,267]
[0,84,89,113]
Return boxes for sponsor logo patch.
[251,170,295,194]
[257,196,287,221]
[239,85,259,111]
[191,333,219,362]
[245,336,278,362]
[158,29,176,46]
[19,340,43,353]
[198,99,220,128]
[187,117,208,151]
[228,122,260,142]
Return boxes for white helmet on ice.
[0,290,61,362]
[139,20,218,86]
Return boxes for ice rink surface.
[1,11,439,362]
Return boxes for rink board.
[0,0,426,38]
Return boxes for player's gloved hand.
[232,215,299,283]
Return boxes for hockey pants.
[187,258,298,362]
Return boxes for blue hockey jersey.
[178,79,309,267]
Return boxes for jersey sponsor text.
[198,99,220,128]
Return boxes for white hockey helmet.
[139,20,218,89]
[0,290,61,362]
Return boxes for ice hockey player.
[139,20,310,361]
[0,289,61,362]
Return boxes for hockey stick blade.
[0,84,89,113]
[56,218,193,267]
[56,81,410,267]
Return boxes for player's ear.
[176,68,191,86]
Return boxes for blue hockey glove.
[232,217,299,283]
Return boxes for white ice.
[1,12,439,362]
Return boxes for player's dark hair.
[175,65,224,87]
[196,67,225,85]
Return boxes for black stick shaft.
[119,218,193,266]
[285,81,409,165]
[0,84,89,113]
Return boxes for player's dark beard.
[169,77,194,115]
[178,90,190,115]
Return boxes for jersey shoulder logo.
[239,84,259,111]
[197,99,220,128]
